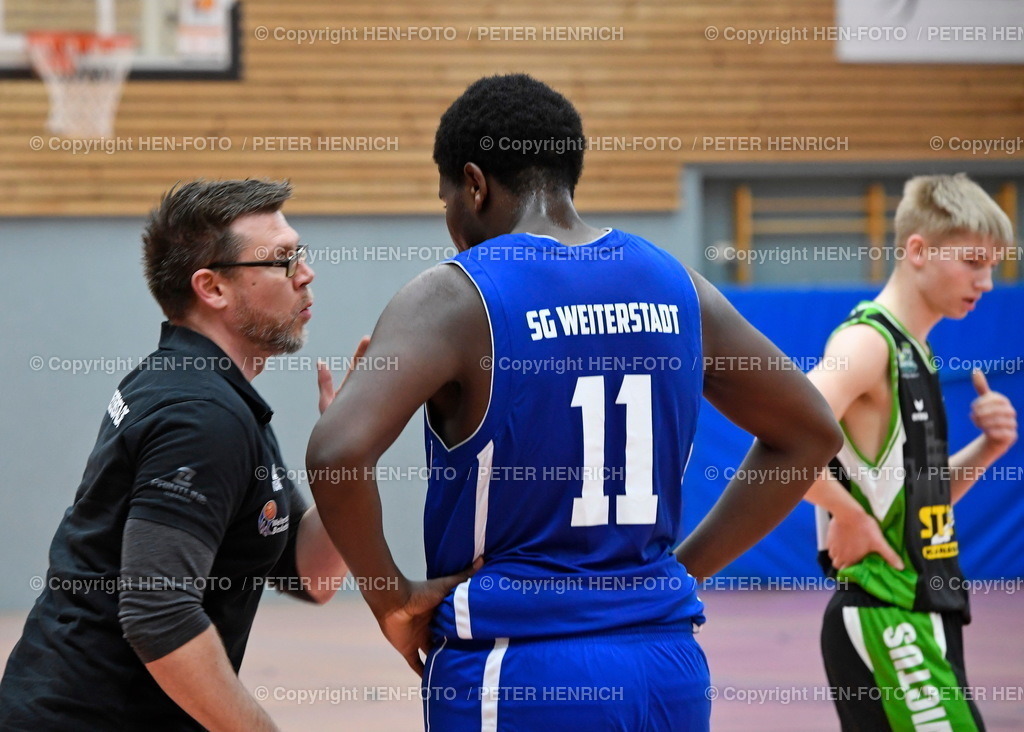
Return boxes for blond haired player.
[805,173,1017,731]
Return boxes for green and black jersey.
[816,301,969,618]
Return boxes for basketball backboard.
[0,0,240,79]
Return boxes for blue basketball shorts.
[421,625,711,731]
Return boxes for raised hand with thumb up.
[969,369,1018,452]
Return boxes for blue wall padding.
[683,285,1024,580]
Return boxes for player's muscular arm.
[803,325,903,569]
[306,264,482,674]
[673,272,843,580]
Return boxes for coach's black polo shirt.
[0,323,306,730]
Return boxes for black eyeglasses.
[208,244,308,278]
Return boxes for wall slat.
[2,0,1022,216]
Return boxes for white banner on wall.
[836,0,1024,63]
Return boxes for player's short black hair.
[433,74,585,195]
[143,179,292,320]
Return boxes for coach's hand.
[827,507,903,571]
[317,336,371,414]
[970,369,1018,454]
[377,562,481,677]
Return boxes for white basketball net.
[27,33,135,139]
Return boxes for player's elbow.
[758,388,843,466]
[305,428,335,479]
[803,401,844,466]
[305,424,374,494]
[305,586,336,605]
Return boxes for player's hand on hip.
[827,507,904,571]
[378,562,481,677]
[970,369,1018,453]
[317,335,371,414]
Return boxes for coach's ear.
[462,162,488,212]
[189,268,230,312]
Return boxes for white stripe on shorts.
[842,605,875,672]
[481,638,509,732]
[424,636,447,732]
[931,612,947,658]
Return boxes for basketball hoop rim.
[26,31,136,57]
[26,30,135,77]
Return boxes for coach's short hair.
[433,74,585,195]
[143,179,292,319]
[894,173,1014,252]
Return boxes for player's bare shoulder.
[392,261,491,377]
[815,322,893,419]
[391,262,480,317]
[682,266,731,359]
[825,323,890,381]
[376,262,486,345]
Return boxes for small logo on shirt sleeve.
[149,466,208,505]
[107,389,130,427]
[258,499,289,537]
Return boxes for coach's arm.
[119,519,279,732]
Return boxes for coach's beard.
[237,298,310,355]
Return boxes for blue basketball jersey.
[425,229,705,641]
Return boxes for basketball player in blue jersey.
[307,74,843,730]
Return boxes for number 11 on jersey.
[570,374,658,527]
